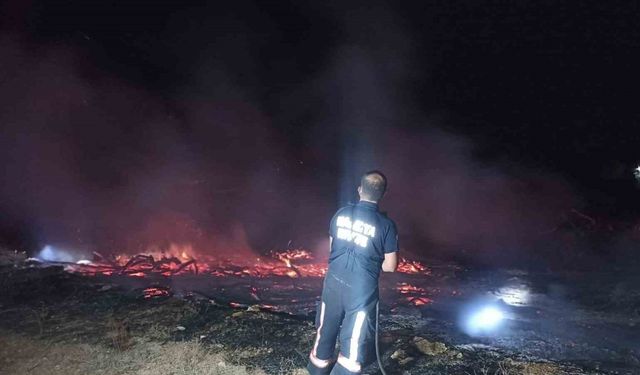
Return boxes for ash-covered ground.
[1,248,639,375]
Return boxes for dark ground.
[2,248,639,374]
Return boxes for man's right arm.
[328,209,338,253]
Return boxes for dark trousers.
[308,273,377,375]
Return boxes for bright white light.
[470,306,504,329]
[635,166,640,180]
[496,286,530,306]
[462,305,506,336]
[37,245,76,263]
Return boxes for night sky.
[1,1,640,264]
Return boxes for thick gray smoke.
[0,3,578,266]
[0,36,330,257]
[309,5,577,263]
[382,128,576,261]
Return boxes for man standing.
[308,171,399,375]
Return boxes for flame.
[53,243,443,309]
[143,287,170,299]
[410,297,433,306]
[286,269,299,278]
[397,282,426,294]
[62,246,324,279]
[396,282,433,306]
[61,244,427,283]
[397,258,431,275]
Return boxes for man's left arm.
[382,252,398,272]
[381,221,399,272]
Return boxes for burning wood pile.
[55,248,327,278]
[27,246,438,309]
[48,248,431,280]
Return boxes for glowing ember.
[396,282,433,306]
[60,246,427,283]
[410,297,433,306]
[397,258,431,275]
[272,249,314,261]
[272,249,314,274]
[286,269,299,278]
[143,287,170,299]
[397,282,426,294]
[61,247,326,279]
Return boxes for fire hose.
[375,301,388,375]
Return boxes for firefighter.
[308,171,399,375]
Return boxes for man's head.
[358,170,387,203]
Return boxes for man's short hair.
[360,170,387,201]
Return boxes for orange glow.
[396,282,426,294]
[410,297,433,306]
[63,245,427,282]
[143,287,170,299]
[396,282,434,306]
[397,258,431,275]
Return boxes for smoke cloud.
[0,3,578,267]
[0,35,330,257]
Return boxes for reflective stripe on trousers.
[307,273,377,374]
[309,302,332,369]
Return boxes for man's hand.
[381,252,398,272]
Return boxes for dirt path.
[0,331,281,375]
